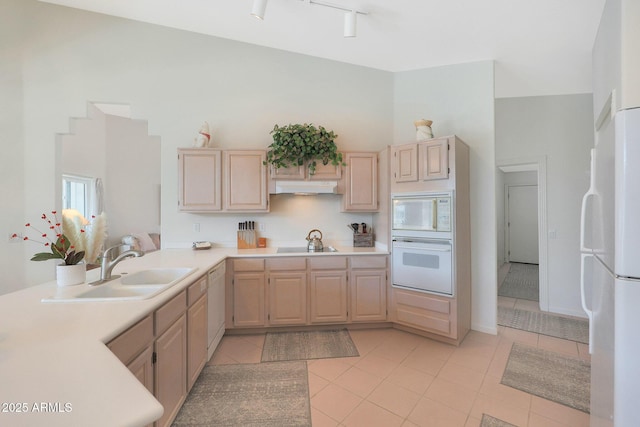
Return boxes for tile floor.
[208,298,590,427]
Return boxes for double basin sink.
[42,267,197,303]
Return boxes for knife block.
[237,230,257,249]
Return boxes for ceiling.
[39,0,606,96]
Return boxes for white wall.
[0,0,393,292]
[0,0,26,294]
[495,94,593,317]
[393,61,498,334]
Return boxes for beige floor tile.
[528,411,570,427]
[311,407,340,427]
[415,338,456,361]
[367,379,421,418]
[308,371,330,397]
[514,298,542,311]
[237,333,265,348]
[401,347,448,376]
[208,349,237,365]
[215,336,263,363]
[464,416,482,427]
[343,400,404,427]
[446,349,493,374]
[478,373,532,410]
[312,383,363,422]
[438,360,486,391]
[424,377,479,414]
[401,420,421,427]
[470,394,529,427]
[485,341,513,379]
[355,353,400,379]
[308,357,353,381]
[408,396,468,427]
[537,334,579,356]
[530,396,590,427]
[370,340,414,363]
[499,327,539,346]
[464,330,502,347]
[334,366,383,398]
[498,296,517,308]
[386,364,435,395]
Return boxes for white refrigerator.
[581,107,640,426]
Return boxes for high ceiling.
[39,0,606,96]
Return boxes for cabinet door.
[393,288,454,338]
[154,314,187,427]
[271,164,305,180]
[177,148,222,211]
[128,345,154,396]
[309,271,348,323]
[418,139,449,181]
[350,270,387,322]
[224,150,268,211]
[309,159,342,180]
[233,273,266,327]
[343,152,378,212]
[393,144,418,183]
[268,272,307,325]
[187,295,207,391]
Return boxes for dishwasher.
[207,261,226,360]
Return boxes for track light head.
[344,9,357,38]
[251,0,268,20]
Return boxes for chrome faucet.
[93,245,144,284]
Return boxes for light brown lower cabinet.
[268,271,307,325]
[349,269,387,322]
[308,270,348,323]
[108,274,209,427]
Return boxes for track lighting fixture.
[344,9,357,38]
[249,0,368,38]
[251,0,268,20]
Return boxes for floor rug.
[501,342,590,413]
[498,306,589,344]
[261,329,359,362]
[172,361,311,427]
[480,414,517,427]
[498,263,539,301]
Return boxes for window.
[62,175,94,219]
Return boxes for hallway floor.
[208,319,590,426]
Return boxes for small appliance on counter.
[306,229,324,252]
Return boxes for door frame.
[497,156,549,311]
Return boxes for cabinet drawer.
[233,258,265,272]
[188,275,208,306]
[155,291,187,335]
[350,255,387,269]
[395,289,451,314]
[309,256,347,270]
[108,314,153,365]
[267,257,306,271]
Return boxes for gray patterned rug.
[498,306,589,344]
[172,361,311,427]
[261,329,359,362]
[480,414,517,427]
[501,343,590,413]
[498,263,539,301]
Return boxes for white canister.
[56,263,86,287]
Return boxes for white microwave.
[392,192,452,234]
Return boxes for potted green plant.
[264,123,344,175]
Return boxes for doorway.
[496,158,549,312]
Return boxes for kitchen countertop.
[0,245,387,426]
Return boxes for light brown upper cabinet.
[392,144,418,183]
[223,150,269,212]
[177,148,222,212]
[342,152,378,212]
[418,138,449,181]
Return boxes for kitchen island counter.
[0,246,387,426]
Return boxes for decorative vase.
[56,263,86,287]
[414,119,434,140]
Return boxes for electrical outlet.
[259,223,265,232]
[193,223,200,232]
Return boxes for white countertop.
[0,246,387,426]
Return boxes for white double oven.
[391,191,454,296]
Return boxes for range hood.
[274,180,338,195]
